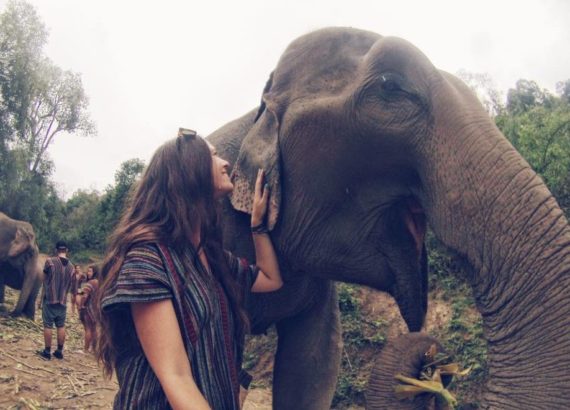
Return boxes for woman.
[96,128,282,410]
[77,265,99,353]
[70,264,86,315]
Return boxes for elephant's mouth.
[374,195,428,332]
[402,196,426,255]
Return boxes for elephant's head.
[0,212,41,319]
[229,27,570,407]
[231,29,429,331]
[0,212,36,261]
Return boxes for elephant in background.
[0,212,43,319]
[208,27,570,409]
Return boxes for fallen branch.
[0,351,56,375]
[14,374,19,394]
[80,391,96,397]
[19,397,41,410]
[67,374,79,396]
[14,367,38,377]
[97,386,118,391]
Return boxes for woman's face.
[208,142,234,198]
[87,267,94,279]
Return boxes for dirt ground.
[0,288,117,409]
[0,288,274,410]
[0,286,459,409]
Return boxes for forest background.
[0,1,569,407]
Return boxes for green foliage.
[427,233,487,408]
[242,329,278,388]
[0,0,95,173]
[557,80,570,104]
[334,283,387,408]
[505,79,555,115]
[496,79,570,214]
[0,0,95,251]
[51,158,145,254]
[94,158,145,250]
[61,189,104,252]
[459,71,570,216]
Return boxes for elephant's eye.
[380,74,402,93]
[381,75,402,92]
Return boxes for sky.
[3,0,569,198]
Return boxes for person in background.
[96,128,283,409]
[37,240,75,360]
[77,265,100,353]
[70,264,86,315]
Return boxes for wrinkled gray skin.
[0,212,43,319]
[208,27,570,409]
[366,333,450,410]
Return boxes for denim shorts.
[42,302,67,328]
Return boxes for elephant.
[366,333,454,409]
[207,27,570,409]
[0,212,43,319]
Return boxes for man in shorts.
[37,241,74,360]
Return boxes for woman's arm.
[131,299,211,410]
[250,169,283,293]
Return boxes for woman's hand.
[251,169,269,228]
[249,169,283,292]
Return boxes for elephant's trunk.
[366,333,447,409]
[421,74,570,408]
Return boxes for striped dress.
[101,243,258,410]
[79,279,99,324]
[43,256,75,305]
[71,272,87,297]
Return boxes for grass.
[427,234,488,409]
[333,283,387,408]
[333,234,488,408]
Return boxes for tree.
[505,79,554,115]
[556,79,570,104]
[0,1,95,250]
[95,158,145,251]
[496,79,570,215]
[62,190,103,252]
[0,1,95,175]
[26,61,96,173]
[0,0,47,133]
[456,70,504,117]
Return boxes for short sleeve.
[82,281,94,297]
[224,251,259,294]
[101,244,173,312]
[43,259,51,275]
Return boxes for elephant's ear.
[8,228,30,258]
[230,93,281,230]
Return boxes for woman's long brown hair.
[95,133,249,377]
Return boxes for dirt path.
[0,287,118,409]
[0,286,456,409]
[0,288,272,409]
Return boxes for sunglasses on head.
[177,127,197,149]
[178,127,197,139]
